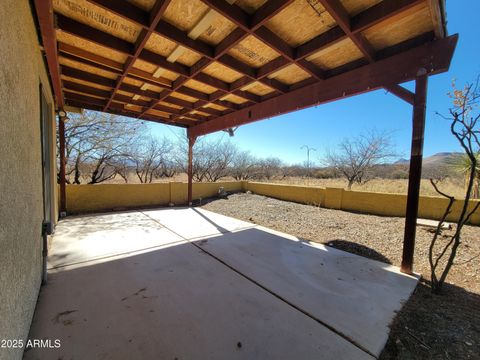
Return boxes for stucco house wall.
[0,1,58,359]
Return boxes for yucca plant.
[448,152,480,199]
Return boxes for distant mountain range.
[394,152,463,166]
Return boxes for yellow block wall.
[244,182,324,205]
[66,182,243,213]
[66,182,480,225]
[247,184,480,225]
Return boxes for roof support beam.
[60,65,206,112]
[385,84,415,105]
[33,0,64,108]
[58,42,172,87]
[318,0,376,62]
[87,0,148,25]
[250,0,294,31]
[102,0,172,111]
[202,0,324,80]
[295,0,424,61]
[63,92,201,125]
[351,0,425,33]
[402,69,428,274]
[55,0,443,126]
[87,0,268,108]
[188,35,458,138]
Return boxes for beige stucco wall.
[0,1,57,359]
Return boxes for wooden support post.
[59,115,67,215]
[401,68,428,274]
[187,136,196,206]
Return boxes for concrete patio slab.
[48,211,184,269]
[194,226,419,357]
[27,240,372,360]
[142,207,253,239]
[27,207,418,359]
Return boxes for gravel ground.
[201,193,480,359]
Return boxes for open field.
[106,174,468,199]
[201,193,480,360]
[260,177,468,199]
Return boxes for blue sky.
[149,1,480,165]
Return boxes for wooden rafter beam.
[56,17,223,95]
[60,65,193,111]
[250,0,294,31]
[295,0,424,61]
[63,91,209,124]
[87,0,293,93]
[188,35,458,138]
[88,0,290,117]
[318,0,376,62]
[59,51,170,90]
[137,1,291,119]
[33,0,64,108]
[200,0,324,80]
[295,27,346,60]
[102,0,171,111]
[65,99,190,128]
[58,42,172,87]
[87,0,148,25]
[59,0,308,118]
[54,0,443,126]
[351,0,425,33]
[385,85,415,105]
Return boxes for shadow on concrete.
[191,207,229,234]
[325,239,392,264]
[35,208,419,359]
[28,229,376,360]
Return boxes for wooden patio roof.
[34,0,456,137]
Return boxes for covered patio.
[33,0,457,275]
[27,208,417,359]
[23,0,458,358]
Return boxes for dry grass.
[106,173,188,184]
[262,177,468,199]
[106,173,468,199]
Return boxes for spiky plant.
[448,152,480,198]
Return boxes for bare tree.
[132,136,173,183]
[230,150,258,180]
[60,111,146,184]
[154,159,178,179]
[258,157,283,180]
[429,77,480,294]
[111,156,131,183]
[323,131,397,190]
[175,136,238,182]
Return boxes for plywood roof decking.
[35,0,450,130]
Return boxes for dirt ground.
[201,193,480,360]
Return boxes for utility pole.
[301,145,316,176]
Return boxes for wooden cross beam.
[102,0,172,111]
[187,35,458,138]
[318,0,376,62]
[34,0,64,108]
[54,0,438,126]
